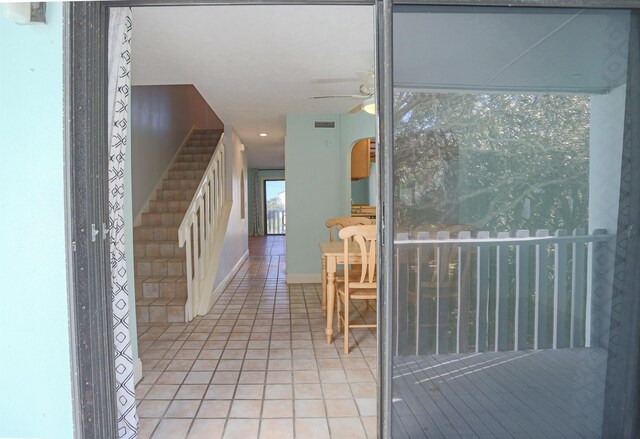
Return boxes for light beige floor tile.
[235,384,264,399]
[165,400,201,418]
[321,383,351,399]
[294,418,330,439]
[146,384,180,400]
[239,371,266,384]
[326,399,359,417]
[295,383,323,399]
[138,400,170,418]
[266,371,292,384]
[224,419,259,439]
[362,416,378,438]
[320,369,348,383]
[196,400,231,418]
[191,359,218,371]
[356,398,377,417]
[294,370,320,383]
[156,371,188,385]
[328,417,367,438]
[175,384,207,400]
[265,384,293,399]
[184,371,213,385]
[204,384,236,399]
[151,418,192,439]
[294,399,326,418]
[211,371,239,384]
[350,382,376,398]
[229,399,262,418]
[259,418,293,439]
[262,399,293,418]
[137,417,159,439]
[187,419,225,439]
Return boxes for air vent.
[314,121,335,129]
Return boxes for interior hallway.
[135,236,378,438]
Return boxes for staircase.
[134,128,223,324]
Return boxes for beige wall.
[131,84,224,217]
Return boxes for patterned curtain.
[252,170,264,236]
[108,8,138,439]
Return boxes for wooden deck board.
[392,348,607,438]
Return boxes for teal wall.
[248,168,285,235]
[285,113,375,279]
[0,4,74,438]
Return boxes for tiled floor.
[135,237,378,438]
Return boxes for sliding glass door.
[382,4,640,438]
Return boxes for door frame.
[263,178,286,236]
[64,1,640,438]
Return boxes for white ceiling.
[132,5,375,169]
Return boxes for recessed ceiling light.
[259,133,268,137]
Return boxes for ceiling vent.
[314,121,336,129]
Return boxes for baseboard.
[133,124,197,227]
[133,357,143,385]
[212,249,249,297]
[287,274,321,284]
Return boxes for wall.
[213,126,249,289]
[285,113,375,281]
[248,168,285,236]
[0,4,74,438]
[131,84,224,217]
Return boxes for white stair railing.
[178,134,225,321]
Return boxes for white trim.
[214,250,249,296]
[133,358,143,385]
[287,274,321,284]
[133,124,197,226]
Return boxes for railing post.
[476,231,490,353]
[495,231,510,352]
[416,232,431,355]
[534,229,550,350]
[457,231,471,354]
[553,229,569,349]
[395,233,409,356]
[571,228,587,348]
[515,230,530,351]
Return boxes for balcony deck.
[392,347,607,439]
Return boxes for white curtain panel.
[108,8,138,438]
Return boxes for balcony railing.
[266,209,286,235]
[394,228,615,356]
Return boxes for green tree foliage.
[393,92,590,233]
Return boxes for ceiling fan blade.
[348,103,363,114]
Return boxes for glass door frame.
[376,1,640,438]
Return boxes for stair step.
[148,200,190,213]
[134,225,178,242]
[180,146,216,155]
[136,275,187,299]
[136,297,186,324]
[141,212,185,226]
[175,153,212,163]
[154,189,196,201]
[134,240,186,258]
[161,179,200,191]
[168,169,201,180]
[172,161,209,171]
[135,256,186,277]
